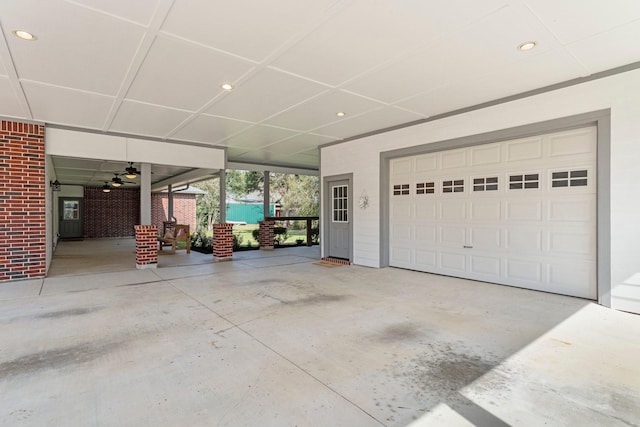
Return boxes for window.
[552,170,588,187]
[443,179,464,193]
[332,185,348,223]
[63,200,79,220]
[509,173,539,190]
[416,182,435,195]
[393,184,410,196]
[473,177,498,192]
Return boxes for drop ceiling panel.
[397,49,586,117]
[265,133,337,155]
[126,35,255,111]
[313,106,425,139]
[343,4,563,104]
[568,21,640,74]
[271,0,509,86]
[205,68,329,123]
[171,114,253,145]
[0,76,25,117]
[264,90,383,131]
[524,0,640,44]
[221,125,298,149]
[110,100,192,137]
[22,81,115,129]
[0,0,145,95]
[66,0,161,26]
[161,0,338,62]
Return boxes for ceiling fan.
[123,162,139,179]
[109,173,136,187]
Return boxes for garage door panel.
[548,128,596,157]
[471,143,501,166]
[415,250,437,268]
[549,199,593,222]
[470,200,501,221]
[415,202,437,220]
[416,225,436,243]
[440,252,466,271]
[389,125,596,300]
[547,262,595,299]
[391,224,412,241]
[440,226,465,246]
[391,202,413,220]
[441,150,466,169]
[391,158,413,175]
[505,200,543,221]
[390,246,412,264]
[470,256,500,276]
[440,200,466,220]
[505,137,543,161]
[469,227,501,249]
[505,229,542,252]
[548,231,592,255]
[506,259,543,282]
[415,154,437,172]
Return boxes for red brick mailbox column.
[259,220,274,250]
[213,223,233,262]
[134,225,158,269]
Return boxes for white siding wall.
[321,68,640,313]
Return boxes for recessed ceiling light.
[12,30,37,41]
[221,83,234,91]
[518,41,537,51]
[336,112,346,117]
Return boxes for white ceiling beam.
[151,168,219,191]
[226,161,318,176]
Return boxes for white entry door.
[389,127,597,299]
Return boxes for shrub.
[274,226,288,245]
[251,228,260,242]
[233,233,243,250]
[310,226,320,243]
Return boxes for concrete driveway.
[1,249,639,426]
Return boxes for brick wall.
[212,224,233,261]
[134,225,157,269]
[84,187,140,238]
[0,120,46,281]
[151,193,196,231]
[259,220,275,250]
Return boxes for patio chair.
[173,224,191,254]
[158,221,177,254]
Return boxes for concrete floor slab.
[0,279,42,301]
[1,239,639,426]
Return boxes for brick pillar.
[134,225,158,269]
[259,220,274,251]
[213,223,233,262]
[0,120,46,282]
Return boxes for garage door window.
[443,179,464,193]
[473,177,499,191]
[393,184,410,196]
[552,170,588,187]
[416,182,435,194]
[509,173,539,189]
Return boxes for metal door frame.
[323,173,353,261]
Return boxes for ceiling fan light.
[102,183,111,193]
[111,181,122,187]
[125,172,137,179]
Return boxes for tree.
[192,177,220,233]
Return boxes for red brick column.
[134,225,158,269]
[259,220,274,250]
[0,120,46,282]
[213,223,233,262]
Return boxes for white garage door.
[389,127,597,299]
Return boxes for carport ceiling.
[51,156,210,189]
[2,1,640,170]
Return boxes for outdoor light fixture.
[221,82,234,91]
[336,111,346,117]
[102,182,111,193]
[124,162,139,179]
[49,180,61,191]
[518,41,537,51]
[12,30,37,41]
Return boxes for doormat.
[315,257,352,266]
[313,260,343,268]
